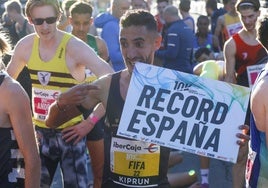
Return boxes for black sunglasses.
[32,17,57,25]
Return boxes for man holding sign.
[46,9,249,188]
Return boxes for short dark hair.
[205,0,218,10]
[236,0,260,12]
[194,47,211,60]
[179,0,190,12]
[257,17,268,50]
[197,15,209,24]
[156,0,169,4]
[120,9,157,32]
[69,1,93,17]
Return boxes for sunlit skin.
[28,5,59,41]
[119,25,161,75]
[251,69,268,147]
[69,13,92,42]
[238,9,260,32]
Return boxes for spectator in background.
[0,12,19,47]
[69,1,109,63]
[223,0,267,187]
[154,0,169,34]
[58,0,99,37]
[5,0,34,38]
[4,0,34,102]
[57,0,76,32]
[153,0,169,67]
[155,5,194,74]
[194,15,220,53]
[205,0,228,34]
[179,0,195,33]
[0,12,19,74]
[94,0,130,71]
[214,0,242,50]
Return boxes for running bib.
[226,22,242,38]
[246,141,257,185]
[32,87,60,121]
[110,137,160,187]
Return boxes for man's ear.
[27,17,34,25]
[90,17,93,25]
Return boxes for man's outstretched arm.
[45,84,99,128]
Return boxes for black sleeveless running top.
[103,72,170,187]
[0,71,25,187]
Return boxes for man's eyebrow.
[133,37,145,41]
[120,37,145,41]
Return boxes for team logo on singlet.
[38,71,51,86]
[144,143,159,153]
[242,52,248,60]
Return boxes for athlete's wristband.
[89,114,100,125]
